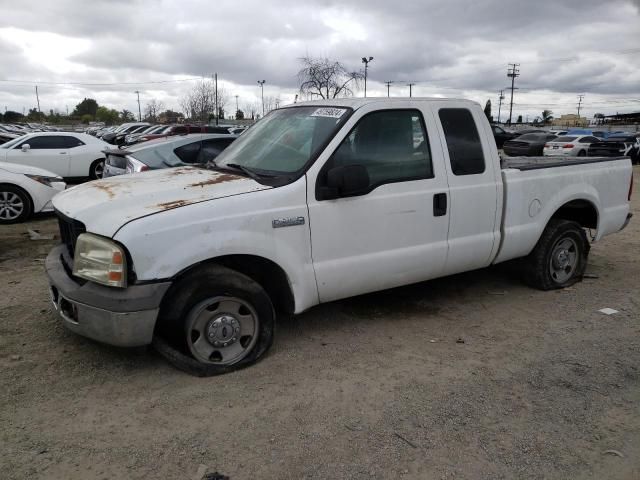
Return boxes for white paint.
[0,161,66,215]
[52,98,633,315]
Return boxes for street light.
[257,80,266,116]
[361,56,373,97]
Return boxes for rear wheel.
[0,185,32,224]
[89,159,105,180]
[577,150,586,157]
[523,219,589,290]
[154,264,275,376]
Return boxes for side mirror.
[320,164,370,200]
[21,144,30,152]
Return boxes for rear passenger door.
[433,104,502,274]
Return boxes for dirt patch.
[1,167,638,480]
[152,199,196,210]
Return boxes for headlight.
[24,174,63,187]
[72,233,127,287]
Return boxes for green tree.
[516,114,523,123]
[541,110,553,125]
[26,108,45,122]
[235,109,245,120]
[4,110,23,122]
[484,100,492,122]
[120,109,135,122]
[81,114,93,124]
[72,98,99,118]
[95,106,120,125]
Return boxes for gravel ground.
[1,167,638,480]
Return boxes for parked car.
[102,123,150,144]
[102,134,237,177]
[0,132,109,179]
[0,132,20,144]
[503,132,558,156]
[549,130,568,136]
[588,134,640,164]
[46,98,633,375]
[123,125,165,146]
[135,124,232,144]
[0,161,66,224]
[112,124,154,146]
[491,124,516,148]
[542,135,601,157]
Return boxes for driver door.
[5,135,70,177]
[306,104,450,303]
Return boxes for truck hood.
[53,166,270,237]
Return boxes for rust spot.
[188,173,240,188]
[154,199,194,210]
[91,183,117,199]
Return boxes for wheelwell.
[550,200,598,230]
[173,255,295,314]
[0,182,33,210]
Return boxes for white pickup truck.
[46,98,633,375]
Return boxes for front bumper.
[45,245,172,347]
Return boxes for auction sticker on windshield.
[310,107,347,118]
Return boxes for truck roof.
[283,97,480,110]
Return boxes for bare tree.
[179,79,232,122]
[297,56,364,99]
[262,95,281,114]
[143,99,165,122]
[243,101,261,120]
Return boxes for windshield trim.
[215,105,354,187]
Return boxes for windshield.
[215,106,352,174]
[1,135,27,149]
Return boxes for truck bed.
[494,156,632,265]
[501,155,629,171]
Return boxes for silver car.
[102,134,236,177]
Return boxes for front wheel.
[0,185,32,224]
[154,264,275,376]
[523,219,589,290]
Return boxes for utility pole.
[384,80,393,97]
[35,86,41,113]
[577,94,585,117]
[235,95,239,117]
[257,80,265,116]
[214,73,219,125]
[407,83,415,97]
[361,56,373,97]
[294,94,298,104]
[134,90,141,121]
[506,63,520,125]
[497,90,505,124]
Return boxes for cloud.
[0,0,638,118]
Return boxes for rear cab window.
[438,108,485,175]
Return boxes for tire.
[577,150,586,157]
[89,159,105,180]
[0,184,32,224]
[154,264,275,376]
[523,219,590,290]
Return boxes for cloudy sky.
[0,0,639,121]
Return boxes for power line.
[0,77,202,87]
[497,89,505,123]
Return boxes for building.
[551,114,589,127]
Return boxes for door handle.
[433,192,447,217]
[59,152,67,154]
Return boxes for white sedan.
[0,161,66,224]
[0,132,109,179]
[543,135,601,157]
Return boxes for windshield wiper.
[225,163,279,179]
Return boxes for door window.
[199,138,235,163]
[61,136,85,148]
[324,109,433,192]
[439,108,485,175]
[17,136,66,149]
[174,141,201,163]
